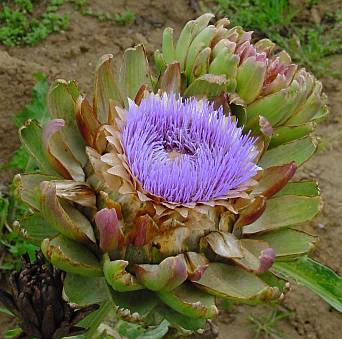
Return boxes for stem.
[85,300,113,338]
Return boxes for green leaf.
[258,271,287,293]
[245,80,304,129]
[16,173,58,210]
[269,124,314,148]
[64,274,110,306]
[133,254,187,292]
[4,328,23,339]
[41,235,102,276]
[158,282,218,319]
[162,27,176,64]
[117,319,169,339]
[236,58,266,104]
[19,213,58,245]
[252,228,318,259]
[184,74,227,98]
[193,263,279,303]
[274,180,319,197]
[48,80,87,165]
[120,44,152,101]
[85,301,113,338]
[0,196,9,231]
[110,290,159,320]
[40,181,95,243]
[103,256,143,292]
[243,195,321,234]
[0,307,15,317]
[94,54,124,123]
[158,305,206,331]
[258,137,317,168]
[273,257,342,312]
[175,19,199,71]
[19,120,59,175]
[7,146,30,171]
[42,119,85,181]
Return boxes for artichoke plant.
[14,13,334,333]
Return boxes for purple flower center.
[121,95,258,203]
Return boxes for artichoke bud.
[258,248,276,273]
[95,208,125,253]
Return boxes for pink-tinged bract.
[121,94,258,203]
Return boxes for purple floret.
[121,94,258,203]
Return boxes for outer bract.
[16,14,324,331]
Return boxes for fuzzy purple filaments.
[121,94,258,204]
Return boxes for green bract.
[15,13,334,332]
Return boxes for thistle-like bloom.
[122,95,258,203]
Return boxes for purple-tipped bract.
[122,94,258,203]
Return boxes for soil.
[0,0,341,338]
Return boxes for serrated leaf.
[243,195,321,234]
[273,257,342,312]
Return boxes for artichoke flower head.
[16,13,324,331]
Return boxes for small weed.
[70,1,135,25]
[214,0,342,76]
[0,184,38,271]
[0,0,69,46]
[248,309,291,339]
[115,10,135,26]
[0,73,49,272]
[2,72,50,172]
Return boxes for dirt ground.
[0,0,341,338]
